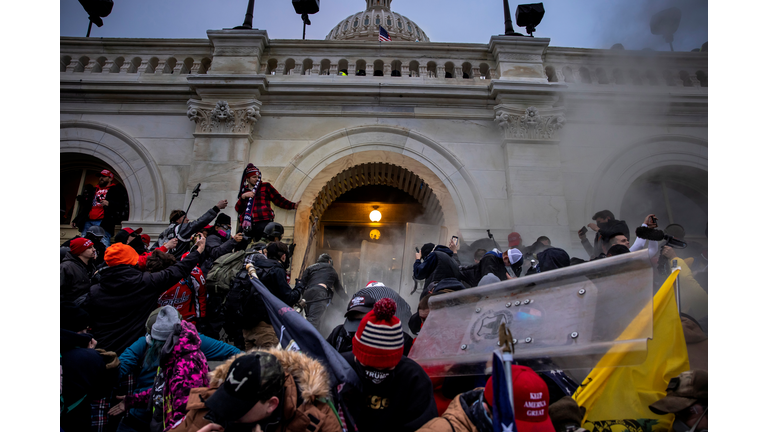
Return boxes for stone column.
[181,28,270,221]
[488,36,549,83]
[494,104,572,248]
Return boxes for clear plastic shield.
[409,250,655,376]
[359,240,400,289]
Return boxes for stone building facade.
[60,1,708,278]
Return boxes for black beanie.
[215,213,231,226]
[420,243,435,258]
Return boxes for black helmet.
[87,225,107,238]
[263,222,284,239]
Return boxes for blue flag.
[492,350,519,432]
[248,278,361,391]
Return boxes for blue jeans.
[81,220,112,248]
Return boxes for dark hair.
[169,209,186,224]
[266,242,289,260]
[474,249,487,261]
[606,244,630,257]
[146,250,177,273]
[536,236,551,244]
[317,253,332,264]
[592,210,615,221]
[570,257,586,265]
[606,232,628,247]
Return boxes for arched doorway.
[300,162,451,336]
[60,153,128,243]
[620,165,708,249]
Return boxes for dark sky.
[60,0,707,51]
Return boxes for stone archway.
[273,124,486,276]
[60,120,166,224]
[585,134,707,220]
[309,162,445,226]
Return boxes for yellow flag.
[573,270,690,432]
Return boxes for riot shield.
[359,240,399,289]
[409,250,655,376]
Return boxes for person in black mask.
[339,298,438,432]
[579,210,629,260]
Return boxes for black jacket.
[251,258,301,307]
[84,250,202,354]
[154,206,220,259]
[413,246,460,288]
[72,184,96,232]
[301,262,344,297]
[74,183,129,235]
[60,252,95,303]
[60,329,115,432]
[340,351,438,432]
[200,233,238,276]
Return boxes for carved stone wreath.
[494,106,566,140]
[187,100,261,135]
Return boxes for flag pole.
[499,322,515,416]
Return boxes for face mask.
[218,229,228,238]
[362,367,392,385]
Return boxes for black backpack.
[223,269,262,328]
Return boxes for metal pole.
[503,0,515,35]
[86,19,93,37]
[235,0,255,29]
[672,259,681,314]
[303,21,307,40]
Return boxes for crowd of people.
[61,164,708,432]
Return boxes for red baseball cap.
[508,232,522,247]
[123,227,143,236]
[69,238,94,255]
[100,169,114,179]
[140,234,150,246]
[484,365,555,432]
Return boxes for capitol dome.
[325,0,431,42]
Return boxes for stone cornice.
[186,99,261,137]
[207,29,269,56]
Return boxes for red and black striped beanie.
[352,298,404,369]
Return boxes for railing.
[543,47,708,88]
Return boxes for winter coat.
[154,206,221,259]
[340,351,438,432]
[84,250,203,354]
[200,233,238,276]
[118,332,242,393]
[251,258,301,307]
[417,389,490,432]
[60,252,95,303]
[124,320,209,432]
[175,348,342,432]
[414,246,461,287]
[301,262,344,298]
[459,254,507,288]
[60,329,120,432]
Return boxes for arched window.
[407,23,412,32]
[364,16,370,26]
[375,16,381,25]
[60,153,128,230]
[387,16,392,26]
[398,20,402,29]
[353,18,359,28]
[344,22,349,31]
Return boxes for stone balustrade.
[542,47,708,88]
[60,37,213,75]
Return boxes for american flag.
[491,350,519,432]
[379,25,391,42]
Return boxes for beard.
[98,179,110,187]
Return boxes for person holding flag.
[235,163,300,246]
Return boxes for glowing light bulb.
[369,209,382,222]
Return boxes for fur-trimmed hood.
[207,348,331,403]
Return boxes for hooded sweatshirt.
[84,250,203,354]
